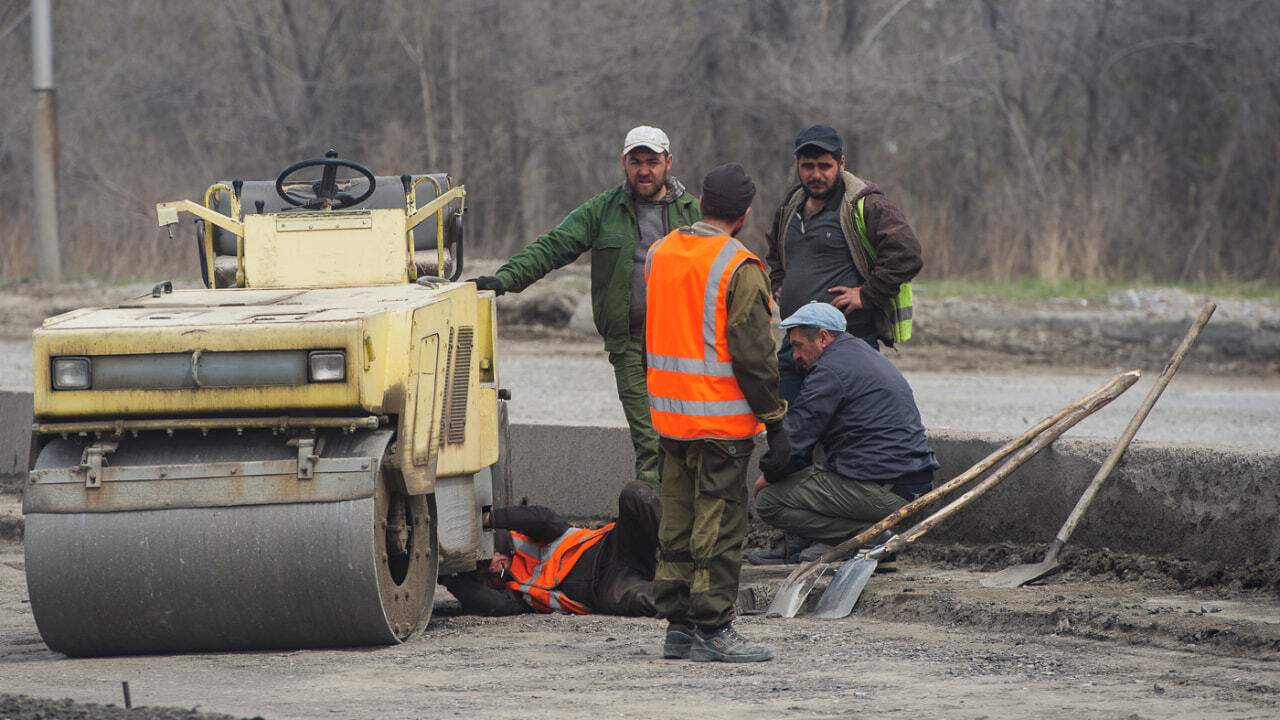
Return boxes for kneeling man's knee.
[753,488,781,523]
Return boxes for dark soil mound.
[0,694,260,720]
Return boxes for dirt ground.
[1,278,1278,718]
[3,490,1280,720]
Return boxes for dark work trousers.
[591,480,662,616]
[754,465,934,545]
[653,436,754,630]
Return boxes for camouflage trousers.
[653,436,753,630]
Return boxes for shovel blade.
[812,557,878,619]
[765,564,830,618]
[981,559,1060,588]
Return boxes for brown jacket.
[764,171,923,346]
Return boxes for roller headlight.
[308,351,346,382]
[52,357,92,390]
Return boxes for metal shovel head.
[765,564,831,618]
[980,558,1061,588]
[812,556,878,619]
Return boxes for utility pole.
[32,0,62,282]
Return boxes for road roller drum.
[24,429,437,656]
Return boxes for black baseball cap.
[794,124,842,154]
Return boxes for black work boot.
[663,621,696,660]
[796,541,837,563]
[746,535,813,565]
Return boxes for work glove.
[758,421,792,483]
[468,275,505,296]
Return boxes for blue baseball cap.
[779,302,847,332]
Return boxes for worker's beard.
[627,169,669,202]
[803,179,838,201]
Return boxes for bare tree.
[0,0,1274,283]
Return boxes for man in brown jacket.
[764,124,923,405]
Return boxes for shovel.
[982,301,1216,588]
[809,368,1141,618]
[766,368,1140,618]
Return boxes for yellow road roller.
[23,152,509,656]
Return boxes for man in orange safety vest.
[645,163,792,663]
[441,481,661,617]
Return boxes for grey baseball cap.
[779,302,847,332]
[623,125,670,154]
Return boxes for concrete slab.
[510,423,1280,566]
[507,420,767,517]
[926,433,1280,564]
[0,388,31,491]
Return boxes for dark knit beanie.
[701,163,756,217]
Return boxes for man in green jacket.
[468,126,700,490]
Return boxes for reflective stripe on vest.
[644,230,765,440]
[504,524,612,614]
[852,195,913,343]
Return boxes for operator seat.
[201,173,459,288]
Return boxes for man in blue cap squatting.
[750,302,939,565]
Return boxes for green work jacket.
[494,183,700,353]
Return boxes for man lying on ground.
[441,480,660,616]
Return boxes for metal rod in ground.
[122,681,132,709]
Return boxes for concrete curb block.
[511,422,1280,566]
[924,432,1280,564]
[0,388,32,488]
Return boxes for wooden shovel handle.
[1043,300,1216,560]
[807,368,1141,567]
[885,368,1141,553]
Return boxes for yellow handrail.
[405,185,467,277]
[200,184,239,287]
[416,176,445,279]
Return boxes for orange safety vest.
[645,229,766,441]
[503,524,613,614]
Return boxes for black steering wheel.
[275,150,376,210]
